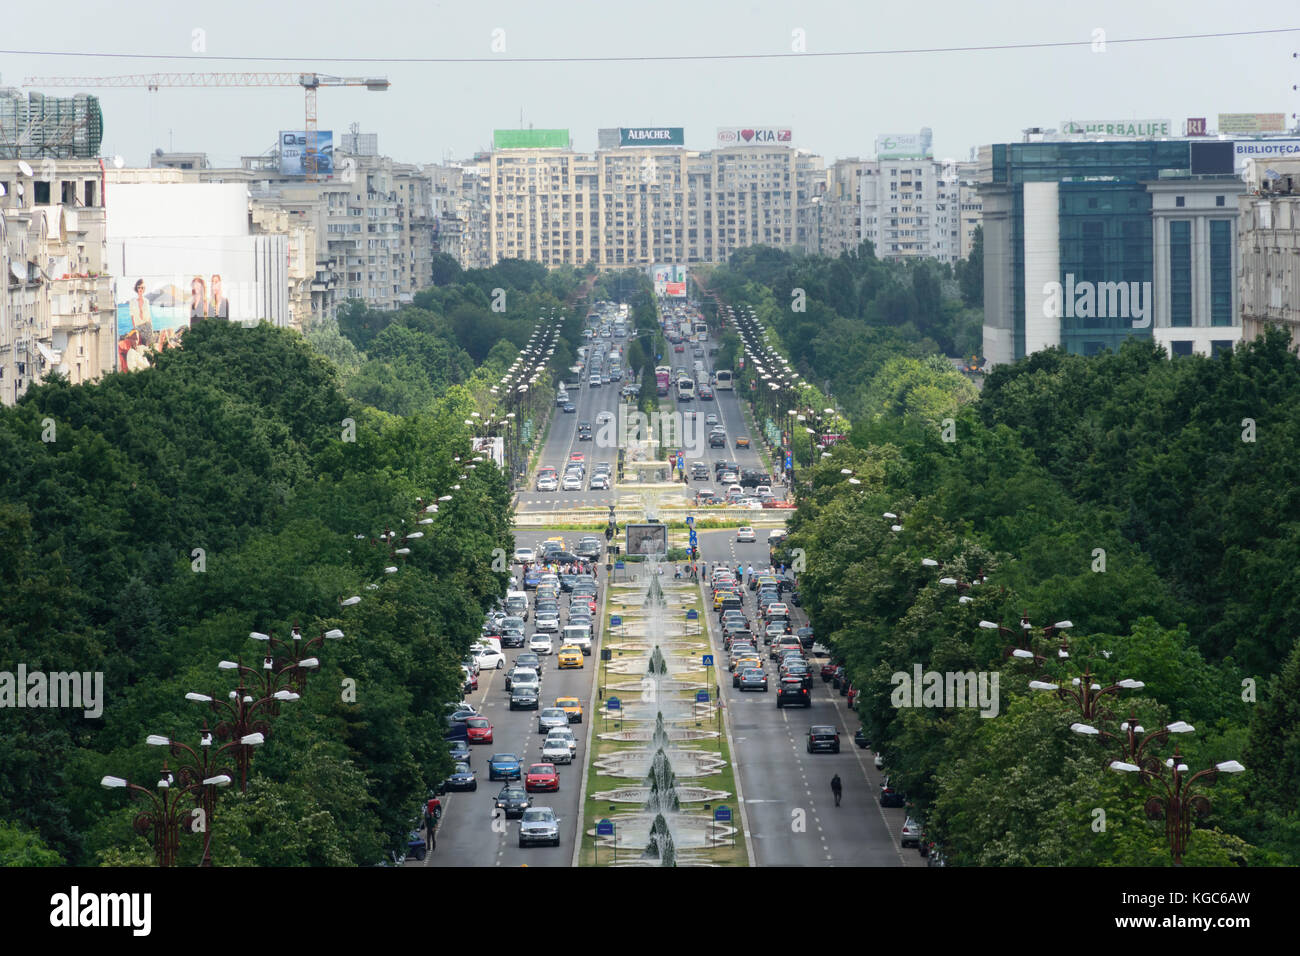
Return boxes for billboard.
[279,130,334,176]
[716,127,792,147]
[876,134,932,159]
[1185,118,1208,136]
[1234,139,1300,171]
[493,129,569,149]
[1060,119,1172,138]
[625,523,668,556]
[471,436,505,468]
[665,281,687,297]
[619,127,684,147]
[1219,113,1287,134]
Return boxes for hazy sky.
[2,0,1295,167]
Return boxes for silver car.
[541,737,573,765]
[519,807,561,847]
[537,707,569,734]
[545,726,578,756]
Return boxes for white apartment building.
[431,162,490,270]
[860,156,964,264]
[0,160,115,406]
[1238,158,1300,349]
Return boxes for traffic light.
[604,524,614,541]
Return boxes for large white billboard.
[107,184,289,371]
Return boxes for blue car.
[449,740,471,764]
[488,753,523,781]
[524,570,542,590]
[444,761,477,792]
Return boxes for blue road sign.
[615,561,625,570]
[701,653,714,666]
[607,697,621,710]
[696,690,710,703]
[785,454,793,470]
[610,615,622,627]
[714,806,732,823]
[686,515,695,526]
[687,609,699,620]
[596,819,615,836]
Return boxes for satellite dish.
[17,160,33,177]
[11,262,25,282]
[15,183,23,197]
[112,155,125,169]
[0,183,6,197]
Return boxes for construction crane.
[22,73,390,180]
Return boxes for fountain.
[644,746,681,814]
[644,813,677,866]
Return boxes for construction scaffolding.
[0,89,104,159]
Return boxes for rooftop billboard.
[716,127,792,147]
[1218,113,1287,134]
[619,127,684,147]
[279,130,333,176]
[493,129,569,149]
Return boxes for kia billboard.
[716,127,793,147]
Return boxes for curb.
[570,557,611,867]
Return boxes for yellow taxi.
[544,536,566,551]
[556,696,584,723]
[714,588,740,611]
[557,645,584,669]
[730,656,762,675]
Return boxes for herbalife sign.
[1061,119,1172,138]
[620,127,684,147]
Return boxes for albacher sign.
[716,127,793,146]
[620,127,684,147]
[1061,119,1172,138]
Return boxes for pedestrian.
[831,774,842,807]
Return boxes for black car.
[776,677,811,708]
[807,726,840,753]
[494,784,532,820]
[690,462,710,480]
[854,728,870,750]
[501,627,526,648]
[880,776,907,808]
[796,626,815,650]
[563,402,576,413]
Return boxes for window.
[1169,220,1192,327]
[1215,195,1225,207]
[1209,220,1232,326]
[1170,340,1194,357]
[1175,196,1185,208]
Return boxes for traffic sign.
[714,806,732,823]
[696,690,710,703]
[596,819,615,836]
[687,609,699,620]
[615,561,625,570]
[785,454,793,470]
[610,615,622,627]
[607,697,621,711]
[702,654,714,666]
[600,648,612,661]
[686,515,695,526]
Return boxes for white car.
[545,727,578,757]
[562,474,583,491]
[596,411,614,424]
[474,648,505,670]
[754,485,772,498]
[736,526,756,543]
[529,634,555,654]
[590,475,609,490]
[874,753,885,769]
[537,476,558,492]
[514,547,536,564]
[541,737,573,765]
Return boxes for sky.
[1,0,1296,168]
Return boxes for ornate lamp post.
[185,683,296,792]
[145,728,239,866]
[1110,749,1245,865]
[101,765,213,867]
[1070,711,1196,772]
[247,625,344,694]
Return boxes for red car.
[674,344,685,352]
[524,763,560,793]
[821,662,838,682]
[465,716,494,744]
[847,685,860,709]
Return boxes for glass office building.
[979,140,1243,365]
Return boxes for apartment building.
[860,151,964,264]
[1238,158,1300,349]
[431,161,491,270]
[0,159,115,405]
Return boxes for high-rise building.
[979,139,1244,365]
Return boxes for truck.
[655,366,671,397]
[562,623,593,656]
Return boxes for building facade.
[0,159,115,405]
[1238,158,1300,349]
[978,140,1244,366]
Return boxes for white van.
[562,624,593,656]
[505,590,529,619]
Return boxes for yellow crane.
[22,72,390,180]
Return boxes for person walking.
[831,774,842,807]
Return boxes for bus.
[655,366,672,397]
[677,378,695,402]
[693,320,708,341]
[714,370,733,390]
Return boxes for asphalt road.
[409,527,607,867]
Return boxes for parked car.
[879,777,906,808]
[443,761,477,792]
[854,728,870,750]
[901,816,924,849]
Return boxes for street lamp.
[145,727,239,866]
[184,684,286,792]
[1109,748,1245,865]
[100,765,207,867]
